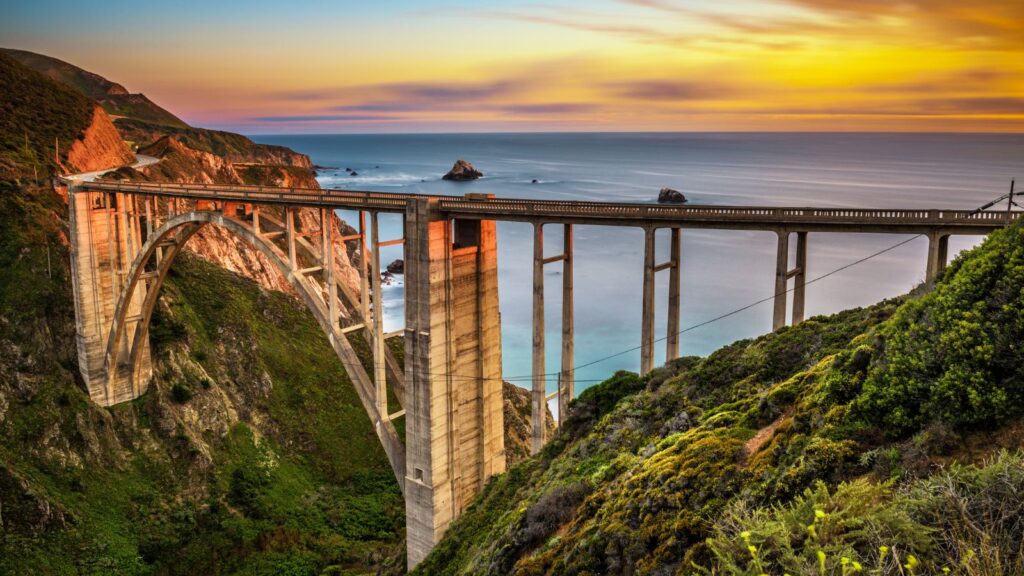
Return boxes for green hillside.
[0,183,405,575]
[2,48,188,128]
[0,52,94,180]
[414,223,1024,576]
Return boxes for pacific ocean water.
[255,132,1024,404]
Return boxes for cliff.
[63,105,135,173]
[2,48,188,128]
[0,52,133,180]
[106,135,363,297]
[116,118,313,167]
[503,382,556,468]
[414,223,1024,576]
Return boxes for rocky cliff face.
[108,135,363,297]
[503,382,555,468]
[64,105,135,173]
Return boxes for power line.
[372,186,1017,385]
[504,186,1017,381]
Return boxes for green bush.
[851,225,1024,437]
[703,452,1024,576]
[170,382,193,404]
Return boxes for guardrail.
[70,180,1019,228]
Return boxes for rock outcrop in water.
[443,159,483,181]
[387,259,404,274]
[658,187,687,204]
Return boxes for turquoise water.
[255,133,1024,400]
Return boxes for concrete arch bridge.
[63,179,1018,568]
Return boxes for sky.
[2,0,1023,133]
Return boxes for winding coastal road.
[65,154,159,182]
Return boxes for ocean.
[255,132,1024,400]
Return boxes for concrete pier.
[926,231,950,281]
[531,222,545,453]
[559,224,574,423]
[666,228,681,362]
[403,197,505,569]
[69,186,151,405]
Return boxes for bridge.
[62,179,1018,569]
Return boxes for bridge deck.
[73,180,1019,234]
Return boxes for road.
[65,154,159,182]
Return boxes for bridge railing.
[71,180,1019,227]
[439,198,1019,225]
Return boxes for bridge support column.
[559,224,574,424]
[404,197,505,569]
[926,231,949,281]
[773,230,809,330]
[792,231,807,325]
[773,230,790,331]
[68,185,152,405]
[641,226,656,374]
[666,228,681,362]
[532,221,545,453]
[370,212,388,419]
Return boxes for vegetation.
[705,451,1024,575]
[0,52,95,180]
[2,48,188,128]
[116,117,310,165]
[0,183,404,575]
[414,223,1024,575]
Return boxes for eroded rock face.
[443,159,483,181]
[658,187,688,204]
[64,105,135,173]
[386,259,404,274]
[115,136,363,300]
[503,382,555,468]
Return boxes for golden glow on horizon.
[19,0,1022,132]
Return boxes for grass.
[0,183,403,575]
[0,53,94,180]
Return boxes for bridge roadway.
[81,180,1013,234]
[66,178,1019,570]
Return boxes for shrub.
[851,225,1024,437]
[170,383,193,404]
[703,480,931,575]
[228,465,270,517]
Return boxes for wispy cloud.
[250,114,393,122]
[606,80,734,101]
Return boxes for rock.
[658,187,687,204]
[350,171,358,176]
[443,159,483,181]
[381,270,394,286]
[387,259,404,274]
[531,179,539,184]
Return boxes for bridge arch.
[100,210,406,486]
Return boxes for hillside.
[414,224,1024,575]
[2,48,188,128]
[0,179,415,574]
[0,52,133,180]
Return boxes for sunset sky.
[3,0,1022,133]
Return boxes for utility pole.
[1008,179,1016,224]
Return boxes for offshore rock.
[658,187,688,204]
[443,159,483,181]
[387,259,404,274]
